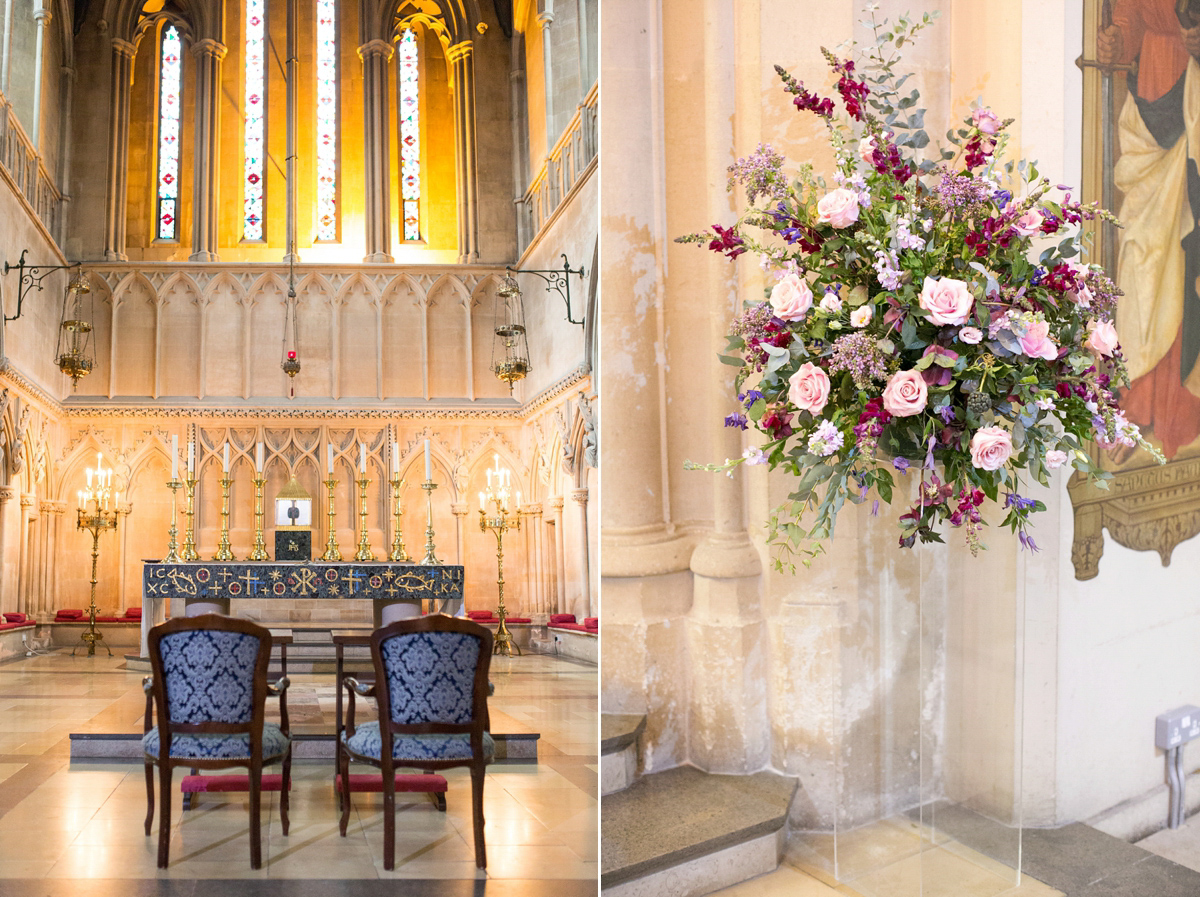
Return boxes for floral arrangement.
[681,11,1161,562]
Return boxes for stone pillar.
[44,501,65,616]
[18,494,35,615]
[549,496,565,612]
[103,38,135,261]
[529,505,544,613]
[30,4,50,150]
[537,11,555,143]
[570,487,591,618]
[451,502,468,565]
[509,33,530,250]
[189,39,227,262]
[448,40,479,263]
[57,62,76,243]
[0,486,13,612]
[359,39,393,263]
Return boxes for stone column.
[537,11,555,144]
[57,61,76,243]
[18,494,35,615]
[189,38,227,262]
[451,502,468,565]
[44,501,65,616]
[103,38,135,261]
[509,33,530,250]
[549,496,565,612]
[359,39,393,262]
[448,40,479,263]
[570,487,591,618]
[529,505,544,613]
[0,487,13,611]
[30,4,50,150]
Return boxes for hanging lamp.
[56,270,94,390]
[491,275,531,392]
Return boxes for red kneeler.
[335,773,448,812]
[181,773,289,810]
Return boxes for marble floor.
[0,648,597,894]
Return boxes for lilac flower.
[828,332,890,390]
[725,412,748,430]
[892,457,910,473]
[807,420,845,457]
[1018,530,1040,552]
[938,405,956,424]
[1004,493,1036,511]
[727,143,790,205]
[873,248,903,290]
[742,446,767,465]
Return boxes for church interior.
[0,0,597,889]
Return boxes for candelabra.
[321,478,342,561]
[420,480,440,565]
[389,475,408,562]
[214,475,236,560]
[478,456,522,657]
[74,453,118,657]
[181,474,199,560]
[249,475,270,560]
[354,476,375,561]
[163,478,182,563]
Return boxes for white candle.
[171,434,178,480]
[391,440,399,475]
[479,491,485,511]
[115,491,120,510]
[86,468,92,488]
[487,469,492,488]
[223,444,229,472]
[424,440,432,480]
[256,442,264,473]
[516,490,521,510]
[359,441,366,473]
[327,444,334,475]
[187,440,194,474]
[77,490,83,510]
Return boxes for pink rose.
[959,326,983,345]
[770,274,813,321]
[1068,284,1093,308]
[972,107,1001,135]
[819,292,842,314]
[858,135,877,166]
[850,305,873,328]
[788,362,831,415]
[1018,318,1058,360]
[1012,209,1042,236]
[1085,319,1119,357]
[882,369,928,418]
[1044,449,1068,469]
[816,188,860,229]
[919,276,974,326]
[969,426,1013,471]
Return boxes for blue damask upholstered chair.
[143,614,291,869]
[339,615,494,870]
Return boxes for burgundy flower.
[708,224,746,260]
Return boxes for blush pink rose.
[969,426,1013,471]
[1044,449,1069,469]
[816,188,860,229]
[972,107,1001,135]
[959,326,983,344]
[1085,319,1119,356]
[882,369,928,418]
[919,276,974,326]
[1018,318,1058,360]
[770,274,813,321]
[858,135,877,166]
[1012,209,1042,236]
[850,305,873,328]
[819,292,843,314]
[788,362,831,414]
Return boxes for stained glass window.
[315,0,338,240]
[156,25,182,241]
[244,0,266,240]
[398,27,420,241]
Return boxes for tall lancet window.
[244,0,266,240]
[156,25,183,241]
[398,26,420,241]
[315,0,338,240]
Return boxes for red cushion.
[3,613,27,624]
[548,614,577,625]
[553,622,590,632]
[181,774,289,793]
[94,616,122,623]
[501,617,531,624]
[334,773,448,794]
[583,617,598,628]
[55,609,84,620]
[124,607,142,619]
[467,611,495,621]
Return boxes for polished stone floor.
[0,648,597,893]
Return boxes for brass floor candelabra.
[479,503,521,657]
[76,502,117,657]
[321,477,342,561]
[389,475,408,562]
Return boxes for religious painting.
[1071,0,1200,577]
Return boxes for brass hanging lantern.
[491,276,530,392]
[56,271,94,390]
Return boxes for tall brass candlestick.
[76,502,118,657]
[389,475,408,562]
[354,477,375,561]
[163,479,182,563]
[214,476,236,560]
[249,475,270,560]
[479,503,521,657]
[182,475,199,560]
[420,480,440,565]
[321,477,342,561]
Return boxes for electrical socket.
[1156,705,1200,750]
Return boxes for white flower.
[742,446,767,466]
[850,305,874,328]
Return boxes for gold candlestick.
[214,475,236,560]
[163,479,182,563]
[182,474,199,561]
[354,476,375,561]
[479,501,521,657]
[420,479,440,565]
[76,503,118,657]
[389,475,408,562]
[321,477,342,561]
[249,475,270,560]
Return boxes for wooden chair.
[338,614,494,869]
[142,614,292,869]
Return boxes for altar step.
[601,765,799,897]
[601,713,645,795]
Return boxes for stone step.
[601,766,798,896]
[600,713,645,795]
